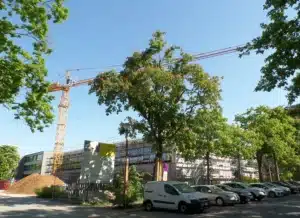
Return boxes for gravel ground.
[1,192,300,218]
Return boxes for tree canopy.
[0,145,20,180]
[0,0,68,132]
[235,106,299,181]
[240,0,300,104]
[177,108,229,184]
[90,31,222,180]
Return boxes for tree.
[90,31,221,181]
[113,166,144,207]
[118,117,137,207]
[177,109,228,184]
[226,125,258,181]
[0,0,68,132]
[0,145,20,180]
[235,106,298,182]
[240,0,300,104]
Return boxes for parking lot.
[1,193,300,218]
[0,192,300,218]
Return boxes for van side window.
[164,184,178,195]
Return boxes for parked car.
[271,181,299,194]
[263,182,291,196]
[224,182,266,201]
[249,183,284,198]
[285,181,300,190]
[192,185,239,206]
[288,181,300,186]
[216,184,253,203]
[143,181,210,213]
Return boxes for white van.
[143,181,210,213]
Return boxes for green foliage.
[112,166,143,207]
[0,0,68,132]
[240,176,259,184]
[235,106,299,181]
[0,145,20,180]
[119,117,138,139]
[178,108,228,159]
[177,108,228,183]
[90,31,221,166]
[239,0,300,104]
[35,186,66,198]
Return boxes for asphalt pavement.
[0,192,300,218]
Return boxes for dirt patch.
[6,173,64,195]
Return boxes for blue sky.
[0,0,289,156]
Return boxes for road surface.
[1,192,300,217]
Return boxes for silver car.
[224,182,266,201]
[192,185,239,206]
[264,182,291,196]
[249,183,284,198]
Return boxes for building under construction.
[16,139,258,185]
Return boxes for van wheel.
[144,201,153,211]
[178,202,188,213]
[216,197,224,206]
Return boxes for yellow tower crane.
[48,72,94,176]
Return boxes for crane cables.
[65,44,245,74]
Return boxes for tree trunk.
[273,152,280,181]
[268,164,273,182]
[154,143,163,181]
[206,152,210,185]
[237,153,242,181]
[256,151,264,182]
[123,135,129,208]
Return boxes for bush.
[35,186,66,198]
[241,176,259,183]
[112,166,143,207]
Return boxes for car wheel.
[251,192,257,200]
[178,202,188,213]
[216,197,224,206]
[144,201,153,212]
[269,191,276,198]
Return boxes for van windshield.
[173,183,195,193]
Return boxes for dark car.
[272,181,299,194]
[216,184,253,203]
[289,181,300,186]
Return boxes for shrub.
[112,166,143,207]
[35,186,66,198]
[241,176,259,183]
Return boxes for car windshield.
[173,183,196,193]
[221,185,234,191]
[264,183,276,187]
[238,183,248,188]
[210,185,224,192]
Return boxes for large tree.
[0,145,20,180]
[235,106,298,182]
[90,31,221,180]
[225,125,258,181]
[240,0,300,104]
[0,0,68,132]
[177,109,229,184]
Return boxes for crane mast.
[52,72,71,177]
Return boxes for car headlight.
[259,191,265,195]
